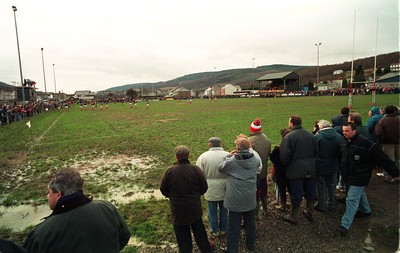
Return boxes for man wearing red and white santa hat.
[248,118,272,219]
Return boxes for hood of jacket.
[317,127,339,140]
[234,149,254,161]
[370,106,380,116]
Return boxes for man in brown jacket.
[375,105,400,175]
[248,118,272,218]
[160,145,212,253]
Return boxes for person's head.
[313,120,320,133]
[341,107,350,115]
[175,145,190,160]
[47,168,84,210]
[348,112,363,126]
[280,128,290,138]
[342,122,357,140]
[384,105,398,115]
[235,138,251,151]
[288,115,302,129]
[236,133,248,139]
[317,119,332,130]
[208,137,221,148]
[250,118,262,133]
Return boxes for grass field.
[0,94,398,251]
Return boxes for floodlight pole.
[315,43,321,87]
[12,6,26,106]
[251,57,255,93]
[53,64,57,93]
[41,48,48,100]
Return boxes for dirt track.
[140,169,399,253]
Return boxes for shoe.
[355,211,371,218]
[336,225,348,236]
[376,172,385,177]
[220,246,228,252]
[219,231,226,236]
[274,204,287,211]
[314,206,327,213]
[211,231,219,237]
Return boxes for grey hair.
[317,119,332,130]
[175,145,190,159]
[48,168,84,196]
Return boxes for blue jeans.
[227,210,256,253]
[173,218,211,253]
[289,178,316,204]
[208,201,228,233]
[341,185,371,230]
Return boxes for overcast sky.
[1,0,398,94]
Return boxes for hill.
[105,51,399,92]
[105,64,309,92]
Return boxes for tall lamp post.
[41,48,48,100]
[315,43,321,88]
[12,6,26,106]
[251,57,255,93]
[53,64,57,93]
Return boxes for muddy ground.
[139,169,399,253]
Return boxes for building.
[390,63,400,72]
[0,81,16,102]
[333,69,344,75]
[257,71,301,96]
[376,72,400,88]
[220,84,241,96]
[166,87,191,98]
[74,90,96,100]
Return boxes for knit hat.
[250,118,262,133]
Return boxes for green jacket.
[24,195,131,253]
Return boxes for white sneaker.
[376,173,385,177]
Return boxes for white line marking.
[30,112,64,150]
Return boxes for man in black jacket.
[280,115,318,224]
[337,122,399,236]
[160,145,212,253]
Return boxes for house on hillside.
[257,71,300,96]
[390,63,400,72]
[0,82,16,102]
[220,84,241,96]
[333,69,344,75]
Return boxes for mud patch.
[0,153,163,232]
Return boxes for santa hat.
[250,118,262,133]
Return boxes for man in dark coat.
[337,122,399,236]
[280,115,319,224]
[23,168,131,253]
[314,120,343,212]
[160,145,212,253]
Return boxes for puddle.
[0,153,165,232]
[0,188,164,232]
[0,204,51,231]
